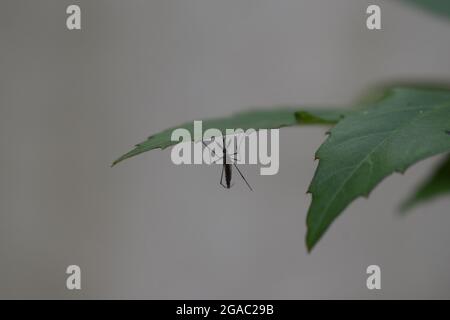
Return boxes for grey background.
[1,0,450,299]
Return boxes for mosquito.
[202,135,253,191]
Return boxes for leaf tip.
[305,226,319,253]
[111,159,120,168]
[398,203,412,215]
[305,238,315,253]
[111,157,124,167]
[111,154,128,167]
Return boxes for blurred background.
[1,0,450,299]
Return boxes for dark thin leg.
[232,132,248,163]
[204,140,228,189]
[203,140,227,164]
[231,152,241,162]
[225,136,232,149]
[212,156,226,165]
[233,163,253,191]
[202,141,217,158]
[219,165,227,188]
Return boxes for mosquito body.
[203,135,253,191]
[218,135,234,189]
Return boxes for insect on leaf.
[112,108,348,167]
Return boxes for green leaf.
[402,0,450,19]
[305,87,450,251]
[112,108,347,166]
[401,154,450,212]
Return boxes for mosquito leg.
[231,152,241,163]
[203,140,227,164]
[231,133,247,163]
[202,141,217,161]
[212,156,225,165]
[219,165,227,188]
[214,135,234,153]
[204,139,227,189]
[225,135,232,149]
[233,163,253,191]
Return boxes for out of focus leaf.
[401,154,450,212]
[403,0,450,19]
